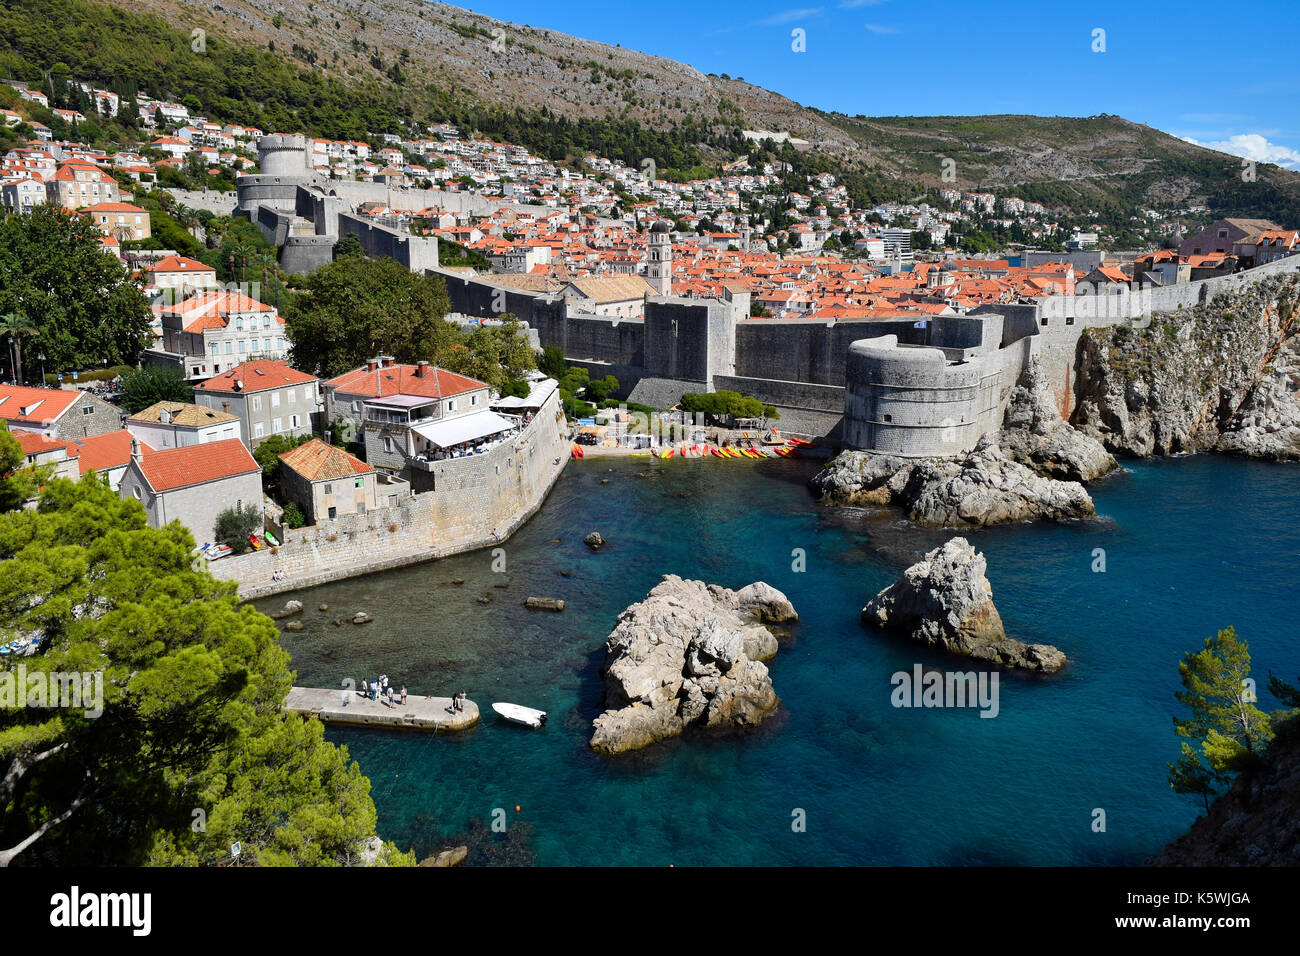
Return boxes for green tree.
[539,344,567,379]
[284,257,457,377]
[281,501,306,529]
[333,233,365,260]
[252,433,311,479]
[0,311,36,385]
[0,206,151,373]
[1168,626,1274,812]
[0,476,409,865]
[119,365,193,414]
[0,423,48,512]
[214,502,262,553]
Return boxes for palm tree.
[0,312,37,385]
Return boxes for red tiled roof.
[196,360,316,394]
[67,429,152,474]
[278,438,372,482]
[324,363,486,400]
[10,429,70,456]
[135,438,257,493]
[148,255,214,274]
[0,385,82,426]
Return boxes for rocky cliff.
[590,577,797,755]
[1001,358,1118,481]
[1151,714,1300,866]
[862,538,1067,672]
[1072,273,1300,460]
[810,439,1096,528]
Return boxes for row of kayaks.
[573,438,815,460]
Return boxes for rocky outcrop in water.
[1072,273,1300,460]
[810,439,1095,528]
[862,537,1067,672]
[590,575,797,754]
[1151,715,1300,866]
[1000,358,1117,482]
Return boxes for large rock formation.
[1000,358,1117,482]
[811,439,1095,528]
[861,537,1066,672]
[590,575,797,754]
[1073,273,1300,460]
[1151,715,1300,866]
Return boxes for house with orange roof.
[10,428,81,485]
[1254,229,1299,264]
[321,357,500,480]
[146,255,219,298]
[152,289,287,380]
[66,429,155,491]
[81,201,151,241]
[0,384,121,440]
[277,438,383,524]
[119,437,262,546]
[45,161,120,210]
[194,360,319,448]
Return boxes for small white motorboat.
[491,702,547,728]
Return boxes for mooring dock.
[283,687,479,732]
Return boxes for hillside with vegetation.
[1,0,1298,230]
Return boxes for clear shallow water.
[257,454,1300,865]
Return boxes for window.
[254,422,264,438]
[251,396,262,412]
[272,417,282,433]
[223,341,232,354]
[238,340,246,353]
[289,390,296,405]
[324,483,332,495]
[271,392,280,408]
[211,343,219,356]
[1065,316,1075,326]
[354,477,364,488]
[328,506,337,520]
[446,399,457,413]
[383,437,393,453]
[1040,317,1049,326]
[470,394,477,406]
[82,404,94,415]
[290,414,299,428]
[262,314,271,328]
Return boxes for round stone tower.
[257,133,310,177]
[646,220,673,296]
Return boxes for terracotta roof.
[148,255,214,274]
[134,438,257,493]
[196,360,317,394]
[278,438,372,482]
[10,429,70,456]
[68,429,152,474]
[129,401,239,427]
[324,363,486,400]
[0,385,82,426]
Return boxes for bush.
[44,365,132,386]
[214,504,263,554]
[120,365,193,414]
[282,501,307,529]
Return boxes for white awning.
[492,377,558,410]
[411,410,515,448]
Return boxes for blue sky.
[450,0,1300,168]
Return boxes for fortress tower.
[646,220,673,296]
[256,134,311,177]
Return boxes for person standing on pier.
[400,685,407,705]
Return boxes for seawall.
[208,390,571,600]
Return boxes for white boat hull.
[492,702,547,728]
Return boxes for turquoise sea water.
[257,454,1300,865]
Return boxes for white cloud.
[864,23,900,34]
[760,7,824,25]
[1182,132,1300,170]
[840,0,888,7]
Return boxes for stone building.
[127,401,242,449]
[278,437,396,524]
[0,385,121,441]
[321,358,499,486]
[119,437,262,546]
[193,360,319,448]
[645,220,673,295]
[150,289,289,381]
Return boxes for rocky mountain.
[69,0,1300,222]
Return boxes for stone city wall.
[208,390,570,600]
